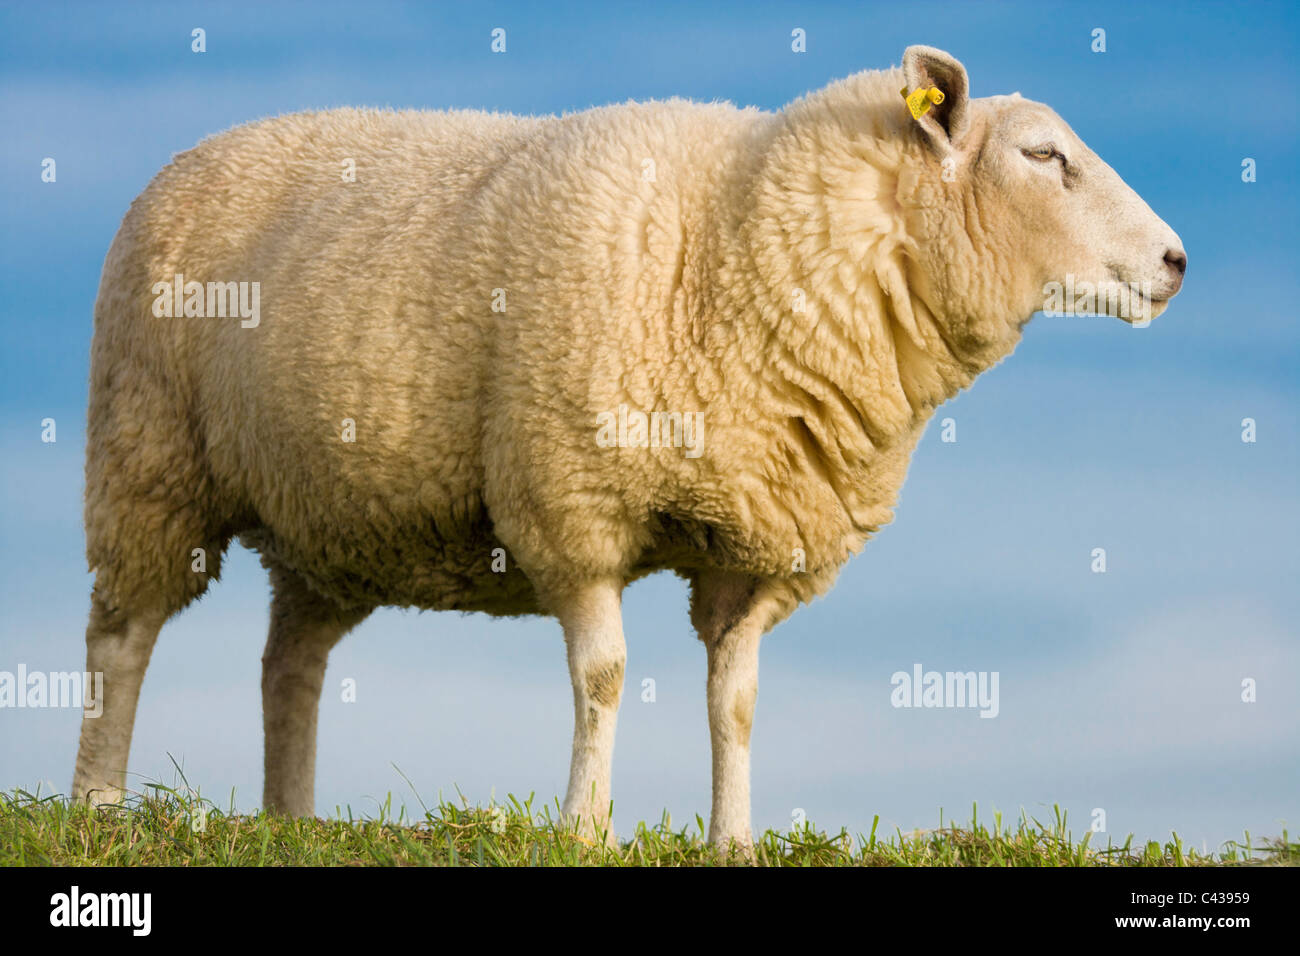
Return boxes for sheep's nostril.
[1164,248,1187,277]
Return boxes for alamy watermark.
[595,403,703,458]
[0,666,103,717]
[890,663,999,718]
[1042,275,1154,327]
[151,273,260,328]
[50,886,151,936]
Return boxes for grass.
[1,782,1293,867]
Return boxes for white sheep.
[73,46,1184,849]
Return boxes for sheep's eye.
[1022,145,1057,162]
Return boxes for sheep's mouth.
[1121,296,1169,324]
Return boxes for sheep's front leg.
[690,571,778,851]
[705,623,762,848]
[554,580,626,845]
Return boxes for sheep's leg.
[690,570,776,851]
[705,622,762,849]
[77,349,232,807]
[554,580,626,846]
[71,598,167,806]
[261,563,371,817]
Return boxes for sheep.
[73,45,1185,849]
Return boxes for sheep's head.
[900,45,1185,330]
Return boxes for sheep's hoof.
[711,833,757,863]
[73,784,126,809]
[560,810,620,851]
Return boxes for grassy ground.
[2,784,1293,867]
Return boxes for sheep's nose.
[1164,248,1187,277]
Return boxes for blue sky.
[1,1,1296,851]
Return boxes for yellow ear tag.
[900,85,945,120]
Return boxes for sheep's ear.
[902,45,971,150]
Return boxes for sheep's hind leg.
[553,580,626,847]
[261,562,371,817]
[71,597,168,807]
[74,494,223,807]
